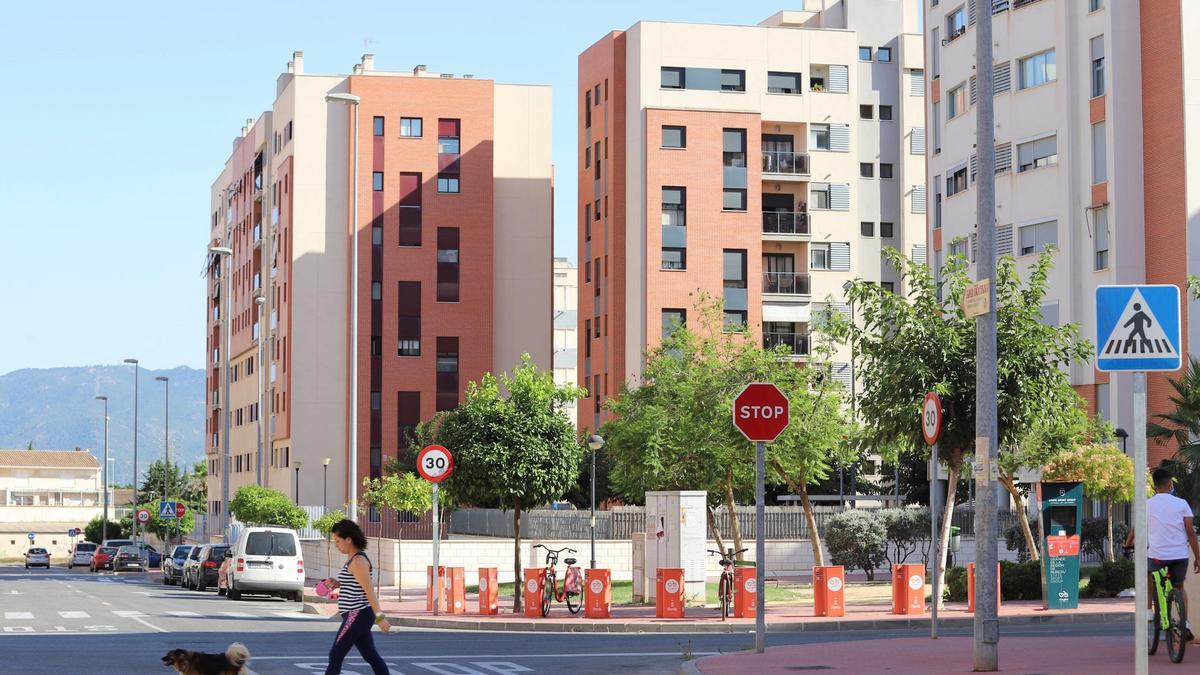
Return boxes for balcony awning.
[763,302,810,323]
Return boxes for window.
[946,6,967,42]
[593,316,600,338]
[662,187,685,226]
[881,282,895,293]
[372,225,382,246]
[437,175,460,193]
[397,281,421,356]
[1092,122,1107,183]
[860,163,875,178]
[584,146,590,168]
[1019,220,1057,255]
[877,47,892,63]
[811,183,831,209]
[662,125,686,148]
[1017,135,1057,172]
[661,309,686,339]
[584,90,591,128]
[372,172,384,191]
[859,46,872,61]
[948,84,967,118]
[397,392,420,450]
[1089,0,1103,11]
[810,243,830,270]
[1091,36,1105,97]
[722,128,746,167]
[931,28,941,77]
[661,67,684,89]
[594,199,600,221]
[437,118,461,154]
[398,172,421,246]
[723,189,747,211]
[436,228,460,302]
[435,337,459,412]
[400,117,423,137]
[722,249,748,330]
[932,102,941,152]
[860,104,874,120]
[767,71,801,94]
[370,391,381,412]
[879,105,893,121]
[1093,206,1110,270]
[860,221,875,237]
[720,69,745,92]
[1018,50,1056,89]
[880,222,895,238]
[810,124,830,151]
[662,248,686,270]
[947,166,968,196]
[371,281,382,300]
[373,116,384,136]
[880,163,894,179]
[949,238,968,259]
[371,335,381,355]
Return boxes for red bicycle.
[708,547,749,620]
[534,544,583,616]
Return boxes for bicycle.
[707,547,749,620]
[1128,547,1189,663]
[533,544,583,617]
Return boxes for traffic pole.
[755,439,766,654]
[432,483,440,616]
[1133,372,1147,675]
[930,442,939,639]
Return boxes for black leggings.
[326,607,388,675]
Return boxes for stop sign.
[175,502,187,519]
[733,382,790,442]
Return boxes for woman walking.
[322,519,391,674]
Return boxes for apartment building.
[205,53,552,524]
[924,0,1200,467]
[0,449,102,557]
[553,258,580,429]
[579,1,926,433]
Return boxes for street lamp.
[156,376,170,546]
[294,460,303,506]
[1116,428,1129,524]
[841,281,857,507]
[210,245,233,536]
[96,395,109,542]
[326,92,361,523]
[255,294,266,487]
[322,457,331,511]
[107,458,116,526]
[124,358,140,543]
[586,434,605,569]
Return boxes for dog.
[161,643,250,675]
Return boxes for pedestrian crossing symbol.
[158,500,177,519]
[1095,285,1182,372]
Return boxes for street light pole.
[294,460,303,506]
[586,435,605,569]
[326,92,362,522]
[210,245,234,537]
[255,295,265,487]
[96,395,109,542]
[124,358,139,544]
[156,376,170,546]
[323,458,331,511]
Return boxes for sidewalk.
[302,582,1134,633]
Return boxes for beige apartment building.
[553,258,580,429]
[0,449,103,557]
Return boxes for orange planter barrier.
[813,565,845,617]
[522,568,545,618]
[585,568,611,618]
[446,566,466,614]
[967,562,1002,613]
[734,566,757,618]
[655,567,685,618]
[426,565,446,612]
[891,564,926,615]
[477,567,498,615]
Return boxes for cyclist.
[1126,467,1200,639]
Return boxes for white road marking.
[218,611,255,618]
[58,611,89,619]
[272,612,330,620]
[112,610,147,617]
[4,612,33,620]
[250,652,721,660]
[166,610,201,617]
[130,615,168,633]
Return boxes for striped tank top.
[337,551,372,614]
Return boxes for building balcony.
[763,212,810,239]
[762,151,810,177]
[764,332,810,358]
[763,272,811,297]
[253,222,263,248]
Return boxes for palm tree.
[1148,356,1200,506]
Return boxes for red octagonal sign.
[733,382,790,442]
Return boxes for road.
[0,564,1130,674]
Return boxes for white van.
[70,542,97,568]
[225,526,304,602]
[102,539,133,549]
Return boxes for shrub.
[880,508,930,567]
[84,516,127,544]
[944,566,968,601]
[826,510,888,581]
[1083,559,1134,598]
[1004,517,1039,563]
[1080,517,1128,561]
[312,510,347,538]
[228,485,309,531]
[999,560,1042,601]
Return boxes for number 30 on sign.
[416,445,454,483]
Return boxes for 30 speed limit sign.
[921,392,943,446]
[416,445,454,483]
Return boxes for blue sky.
[0,0,798,375]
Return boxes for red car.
[90,547,117,572]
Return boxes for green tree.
[1147,356,1200,507]
[826,510,888,580]
[228,485,309,530]
[427,354,584,612]
[1043,440,1134,562]
[361,472,435,595]
[84,515,127,544]
[121,501,196,546]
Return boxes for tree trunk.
[1000,474,1040,562]
[769,459,824,566]
[1105,502,1115,563]
[706,506,727,556]
[724,468,744,560]
[934,461,961,611]
[512,497,522,614]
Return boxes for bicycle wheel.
[1166,588,1187,664]
[719,573,730,621]
[566,589,583,615]
[541,578,553,618]
[1150,599,1162,656]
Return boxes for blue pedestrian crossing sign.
[1095,285,1182,372]
[158,500,177,519]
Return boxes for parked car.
[225,526,304,602]
[90,547,117,572]
[186,544,229,592]
[181,544,204,589]
[102,538,133,549]
[162,545,193,585]
[70,542,97,568]
[133,543,162,568]
[24,548,50,569]
[113,545,146,572]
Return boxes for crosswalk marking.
[165,610,201,617]
[112,610,147,617]
[217,611,254,618]
[272,612,329,620]
[4,612,33,620]
[58,611,89,619]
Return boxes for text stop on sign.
[739,405,786,420]
[732,382,790,442]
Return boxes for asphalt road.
[0,564,1131,674]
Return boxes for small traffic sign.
[175,502,187,519]
[68,528,77,537]
[27,532,35,541]
[921,392,943,446]
[1095,285,1182,372]
[136,508,151,525]
[732,383,790,442]
[416,445,454,483]
[159,501,177,519]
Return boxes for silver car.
[24,548,50,569]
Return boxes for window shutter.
[969,75,978,105]
[830,242,851,270]
[995,142,1013,174]
[993,0,1010,12]
[829,183,851,210]
[830,123,850,152]
[996,223,1013,256]
[969,0,978,26]
[816,302,852,327]
[911,244,927,266]
[971,233,978,262]
[832,362,853,389]
[910,70,926,97]
[911,127,926,155]
[970,154,978,182]
[828,65,849,93]
[911,185,927,213]
[994,61,1011,95]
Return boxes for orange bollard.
[734,566,757,618]
[891,564,926,615]
[967,563,1002,613]
[478,567,498,615]
[446,567,466,614]
[813,565,845,617]
[585,568,611,618]
[523,568,545,618]
[655,568,685,618]
[891,565,903,614]
[426,565,447,612]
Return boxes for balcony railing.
[763,272,811,296]
[763,212,810,236]
[765,332,810,356]
[762,151,810,175]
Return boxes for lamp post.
[156,376,170,546]
[107,458,116,530]
[586,435,605,569]
[123,358,139,544]
[325,92,362,523]
[210,245,233,536]
[96,395,109,542]
[322,457,331,511]
[294,460,303,505]
[255,294,266,487]
[842,280,857,507]
[1115,428,1129,524]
